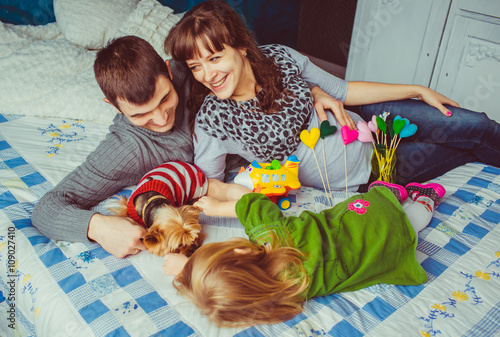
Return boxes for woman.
[164,0,500,191]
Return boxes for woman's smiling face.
[186,40,254,101]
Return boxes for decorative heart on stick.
[394,115,410,126]
[320,120,337,139]
[392,118,406,135]
[341,125,359,145]
[376,116,387,133]
[357,121,373,143]
[400,123,418,138]
[368,115,378,133]
[300,127,320,149]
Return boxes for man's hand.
[88,214,147,258]
[163,253,189,276]
[311,86,356,130]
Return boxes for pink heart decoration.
[357,121,373,143]
[341,125,359,145]
[367,115,378,133]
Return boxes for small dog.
[111,161,208,257]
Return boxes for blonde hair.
[173,237,308,327]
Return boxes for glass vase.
[371,144,397,183]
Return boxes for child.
[163,181,445,327]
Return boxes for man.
[33,36,201,258]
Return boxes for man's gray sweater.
[31,64,194,242]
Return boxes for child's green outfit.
[235,187,427,298]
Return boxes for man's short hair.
[94,36,171,110]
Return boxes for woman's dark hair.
[164,0,287,131]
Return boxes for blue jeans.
[349,99,500,185]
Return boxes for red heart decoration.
[341,125,359,145]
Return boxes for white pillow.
[54,0,140,49]
[0,33,116,124]
[0,0,182,124]
[114,0,181,60]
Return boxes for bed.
[1,1,500,336]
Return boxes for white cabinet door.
[346,0,450,86]
[431,0,500,122]
[347,0,500,122]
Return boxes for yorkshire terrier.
[111,161,208,257]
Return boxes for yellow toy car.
[234,155,301,210]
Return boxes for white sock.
[403,196,435,233]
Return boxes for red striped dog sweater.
[127,161,208,227]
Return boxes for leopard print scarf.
[195,44,314,162]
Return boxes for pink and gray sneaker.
[368,181,408,203]
[405,182,446,205]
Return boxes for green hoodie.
[235,187,427,298]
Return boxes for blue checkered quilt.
[1,114,499,337]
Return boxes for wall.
[298,0,357,68]
[0,0,55,25]
[1,0,355,75]
[0,0,301,49]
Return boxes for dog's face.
[110,191,206,257]
[143,204,206,257]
